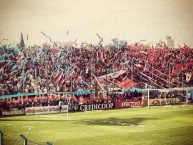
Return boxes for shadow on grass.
[0,117,159,126]
[75,117,159,126]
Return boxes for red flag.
[103,52,107,60]
[59,77,65,85]
[54,72,62,82]
[52,49,61,54]
[139,51,147,55]
[97,50,106,60]
[135,64,144,69]
[118,79,136,88]
[97,51,103,58]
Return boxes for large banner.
[25,105,68,115]
[115,100,142,108]
[78,103,114,111]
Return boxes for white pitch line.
[84,120,91,122]
[23,126,33,128]
[137,125,145,127]
[128,124,135,126]
[98,126,141,133]
[38,115,69,120]
[2,123,12,126]
[89,120,96,122]
[39,115,65,118]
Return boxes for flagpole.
[22,64,25,94]
[152,62,153,88]
[70,50,73,96]
[46,61,49,106]
[182,62,184,88]
[113,63,115,97]
[131,59,133,83]
[35,68,37,78]
[117,40,119,50]
[90,57,93,100]
[106,64,108,102]
[131,58,133,98]
[169,63,170,89]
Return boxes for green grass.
[1,105,193,145]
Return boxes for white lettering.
[79,103,113,111]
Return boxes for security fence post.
[19,134,27,145]
[46,141,53,145]
[0,130,2,145]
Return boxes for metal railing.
[0,130,55,145]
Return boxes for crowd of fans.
[0,42,193,97]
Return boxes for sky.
[0,0,193,47]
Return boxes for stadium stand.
[0,42,193,110]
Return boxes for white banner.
[25,105,68,115]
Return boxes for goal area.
[144,87,193,107]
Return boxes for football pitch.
[1,105,193,145]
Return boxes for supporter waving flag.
[59,75,65,85]
[97,50,106,60]
[135,64,144,69]
[54,72,63,83]
[183,43,191,53]
[185,73,192,82]
[139,50,147,56]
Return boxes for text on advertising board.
[79,103,113,111]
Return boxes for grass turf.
[0,105,193,145]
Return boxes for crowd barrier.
[1,89,192,117]
[115,100,144,108]
[0,101,147,117]
[25,105,68,115]
[1,108,25,116]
